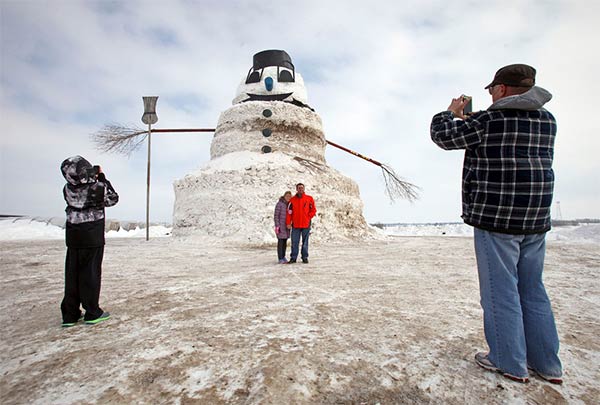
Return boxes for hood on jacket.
[488,86,552,111]
[61,155,94,186]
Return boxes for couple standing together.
[274,183,316,264]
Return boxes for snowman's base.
[172,151,374,245]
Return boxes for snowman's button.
[262,128,272,137]
[262,109,272,117]
[261,145,272,153]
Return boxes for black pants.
[61,246,104,322]
[277,238,288,260]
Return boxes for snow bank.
[382,222,600,243]
[0,218,65,240]
[546,223,600,243]
[382,223,473,237]
[0,218,171,241]
[105,226,172,239]
[2,218,598,243]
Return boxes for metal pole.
[146,122,151,241]
[141,96,158,241]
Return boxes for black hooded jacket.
[60,156,119,247]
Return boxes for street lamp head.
[142,96,159,125]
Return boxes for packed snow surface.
[0,234,598,404]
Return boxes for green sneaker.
[84,312,110,325]
[62,315,84,328]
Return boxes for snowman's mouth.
[244,92,293,102]
[242,93,314,111]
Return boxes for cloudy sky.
[1,0,598,224]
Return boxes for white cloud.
[1,0,598,223]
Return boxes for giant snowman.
[173,50,372,243]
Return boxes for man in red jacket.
[286,183,316,263]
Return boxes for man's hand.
[447,96,470,119]
[287,224,292,230]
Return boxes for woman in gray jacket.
[274,191,292,263]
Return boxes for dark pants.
[290,227,310,260]
[61,246,105,323]
[277,238,288,260]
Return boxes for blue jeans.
[474,228,562,378]
[290,227,310,260]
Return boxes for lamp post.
[141,96,158,241]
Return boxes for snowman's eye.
[246,68,263,84]
[278,68,294,83]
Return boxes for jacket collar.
[488,86,552,111]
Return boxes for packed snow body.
[209,101,326,164]
[173,50,371,243]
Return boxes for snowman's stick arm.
[147,129,384,167]
[325,140,383,167]
[142,128,385,168]
[117,128,216,138]
[92,124,418,201]
[125,128,215,137]
[97,125,382,169]
[326,139,419,202]
[151,128,215,133]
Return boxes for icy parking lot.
[1,235,598,404]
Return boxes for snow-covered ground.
[2,217,599,244]
[380,221,600,243]
[0,217,171,240]
[381,222,475,237]
[0,219,598,404]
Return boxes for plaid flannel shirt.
[430,107,556,234]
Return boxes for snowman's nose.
[265,77,274,92]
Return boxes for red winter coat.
[286,193,316,229]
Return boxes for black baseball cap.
[485,64,536,89]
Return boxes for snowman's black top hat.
[246,49,295,84]
[253,50,294,70]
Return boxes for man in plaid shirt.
[430,64,562,384]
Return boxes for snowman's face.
[232,65,309,106]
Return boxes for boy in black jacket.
[60,156,119,327]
